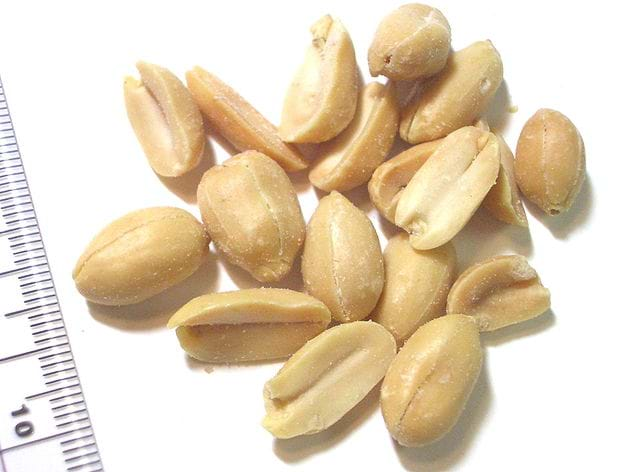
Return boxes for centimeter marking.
[0,77,103,471]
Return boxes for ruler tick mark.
[46,374,79,386]
[26,383,80,400]
[44,366,77,377]
[53,400,85,411]
[55,408,87,420]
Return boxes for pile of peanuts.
[72,4,585,450]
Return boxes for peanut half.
[124,61,205,177]
[302,191,384,323]
[368,3,451,81]
[309,82,399,192]
[483,134,528,227]
[368,139,442,223]
[515,108,586,215]
[263,321,396,438]
[73,207,210,306]
[381,314,482,447]
[446,255,551,331]
[167,289,331,363]
[371,233,456,343]
[395,126,500,250]
[279,15,359,143]
[400,40,504,143]
[197,151,305,283]
[185,66,307,172]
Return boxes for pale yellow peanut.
[368,3,451,81]
[483,134,528,227]
[302,192,384,323]
[368,139,442,223]
[371,233,456,343]
[167,289,331,363]
[400,41,504,143]
[368,119,487,223]
[279,15,359,143]
[395,126,500,250]
[124,62,205,177]
[185,66,307,172]
[73,207,210,306]
[310,82,399,192]
[515,108,585,215]
[381,314,482,447]
[263,321,396,438]
[446,255,551,331]
[197,151,305,283]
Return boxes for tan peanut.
[483,134,528,227]
[371,233,456,343]
[302,192,384,323]
[400,41,504,143]
[368,139,442,223]
[167,289,331,363]
[368,3,451,81]
[515,108,586,215]
[73,207,210,306]
[309,82,399,192]
[263,321,396,438]
[197,151,305,283]
[395,126,500,250]
[185,66,307,172]
[279,15,359,144]
[446,255,551,331]
[381,314,482,447]
[124,61,205,177]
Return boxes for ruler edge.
[0,74,104,471]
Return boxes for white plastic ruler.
[0,76,103,471]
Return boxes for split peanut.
[124,61,205,177]
[167,289,331,363]
[447,255,551,331]
[263,321,396,438]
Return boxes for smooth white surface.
[1,1,638,470]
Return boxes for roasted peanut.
[185,66,307,172]
[302,192,384,323]
[309,82,399,192]
[279,15,359,144]
[381,314,482,447]
[483,134,528,227]
[368,3,451,81]
[371,233,456,343]
[263,321,396,438]
[167,289,331,363]
[197,151,305,283]
[447,255,551,331]
[395,126,500,250]
[400,41,503,143]
[515,108,585,215]
[73,207,210,306]
[124,61,205,177]
[368,139,442,223]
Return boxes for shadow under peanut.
[483,80,513,136]
[524,174,594,240]
[393,360,493,472]
[88,252,219,331]
[453,206,534,270]
[157,139,216,204]
[273,385,382,464]
[219,253,304,292]
[482,309,556,347]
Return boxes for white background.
[1,0,638,470]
